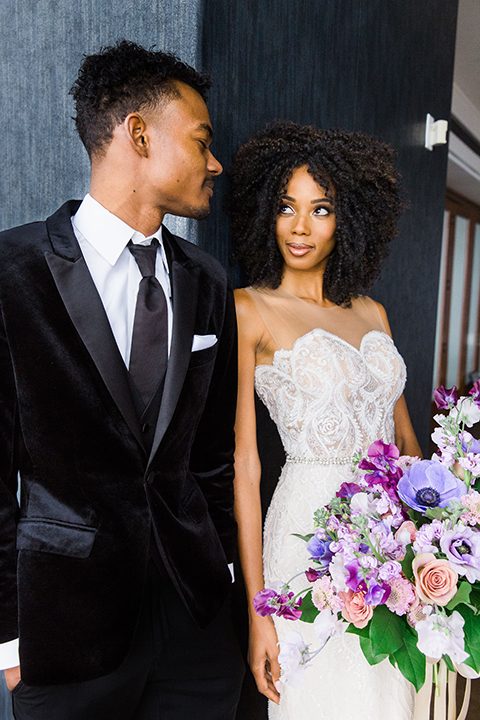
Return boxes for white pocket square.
[191,334,217,352]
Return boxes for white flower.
[416,610,469,664]
[328,553,348,592]
[350,492,377,516]
[313,609,345,647]
[278,631,313,687]
[451,398,480,428]
[453,662,480,679]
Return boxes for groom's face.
[143,81,223,220]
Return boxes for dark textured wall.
[200,0,459,454]
[0,0,201,239]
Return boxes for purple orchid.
[253,588,303,620]
[345,559,367,592]
[469,380,480,406]
[433,385,458,410]
[358,441,403,498]
[306,567,322,582]
[306,534,334,568]
[397,460,467,514]
[336,482,363,499]
[253,588,278,616]
[440,525,480,583]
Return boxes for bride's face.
[276,165,336,274]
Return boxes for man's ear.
[124,113,148,157]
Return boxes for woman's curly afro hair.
[225,121,405,306]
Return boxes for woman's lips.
[286,243,313,256]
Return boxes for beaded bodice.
[247,287,406,459]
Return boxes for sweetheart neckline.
[255,328,393,370]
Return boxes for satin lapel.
[44,203,144,451]
[148,251,200,466]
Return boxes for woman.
[228,121,422,720]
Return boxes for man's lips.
[286,242,313,256]
[204,180,214,197]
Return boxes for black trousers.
[11,562,244,720]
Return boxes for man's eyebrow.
[197,123,213,139]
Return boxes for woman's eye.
[279,204,294,215]
[314,206,330,216]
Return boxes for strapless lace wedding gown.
[255,323,415,720]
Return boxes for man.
[0,40,243,719]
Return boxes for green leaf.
[468,587,480,612]
[370,604,405,656]
[346,622,371,639]
[359,636,388,666]
[457,605,480,672]
[401,545,415,582]
[446,581,472,610]
[291,533,314,543]
[425,507,445,521]
[443,654,455,673]
[391,628,426,692]
[298,591,318,624]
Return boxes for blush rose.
[412,552,458,606]
[339,589,373,628]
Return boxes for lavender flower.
[398,460,467,514]
[306,533,334,569]
[433,385,458,410]
[439,524,480,583]
[278,631,313,687]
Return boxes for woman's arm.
[375,301,423,458]
[234,289,281,704]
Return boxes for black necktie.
[127,239,168,407]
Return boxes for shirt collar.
[72,193,165,268]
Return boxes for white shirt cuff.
[0,639,19,670]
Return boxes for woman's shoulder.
[352,295,390,334]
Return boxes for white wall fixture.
[425,113,449,150]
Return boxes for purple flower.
[470,380,480,406]
[345,560,367,592]
[277,596,303,620]
[398,460,467,514]
[434,385,458,409]
[306,567,322,582]
[253,589,278,616]
[253,588,303,620]
[365,580,391,606]
[461,431,480,455]
[440,525,480,583]
[306,535,334,568]
[336,482,362,499]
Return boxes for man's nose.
[207,150,223,176]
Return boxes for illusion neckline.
[255,327,391,370]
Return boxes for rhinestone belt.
[285,454,356,467]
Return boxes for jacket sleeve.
[188,283,238,563]
[0,303,20,644]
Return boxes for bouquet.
[254,384,480,696]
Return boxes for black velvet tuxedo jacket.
[0,201,237,686]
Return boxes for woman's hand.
[248,614,281,704]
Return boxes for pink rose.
[339,589,373,628]
[395,520,417,544]
[412,552,458,606]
